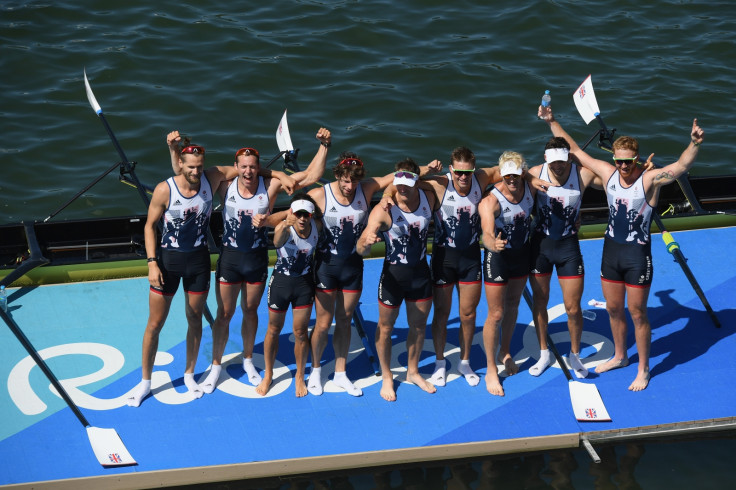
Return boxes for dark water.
[2,1,735,487]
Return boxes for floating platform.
[1,226,735,488]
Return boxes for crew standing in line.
[199,129,332,394]
[356,159,439,402]
[257,194,322,397]
[539,104,704,391]
[479,152,537,397]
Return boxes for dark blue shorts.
[430,243,482,287]
[315,252,364,293]
[530,232,584,278]
[266,272,315,313]
[378,261,432,308]
[216,247,268,285]
[153,248,211,296]
[600,237,653,287]
[483,242,531,285]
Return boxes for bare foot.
[380,378,396,401]
[628,370,650,391]
[485,372,505,397]
[295,378,308,397]
[498,353,519,376]
[255,376,272,396]
[406,372,437,394]
[595,357,629,374]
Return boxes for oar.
[352,303,381,376]
[652,215,720,328]
[83,70,215,325]
[572,76,720,328]
[0,223,50,288]
[83,69,150,209]
[522,287,611,422]
[1,308,136,466]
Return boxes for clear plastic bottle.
[0,285,7,313]
[541,89,551,107]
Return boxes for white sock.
[243,357,262,386]
[333,371,362,397]
[458,360,480,387]
[429,359,447,386]
[126,379,151,407]
[184,373,204,399]
[569,352,589,379]
[529,349,552,377]
[200,365,222,394]
[307,367,323,396]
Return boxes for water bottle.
[582,309,596,321]
[541,90,551,107]
[0,285,7,313]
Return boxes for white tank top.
[274,220,319,276]
[161,174,212,251]
[434,172,482,249]
[384,189,432,266]
[491,182,534,249]
[535,163,582,239]
[605,170,653,245]
[320,182,369,257]
[222,176,270,250]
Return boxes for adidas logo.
[383,300,393,306]
[436,279,446,285]
[609,184,616,191]
[317,282,326,288]
[173,199,182,206]
[396,216,405,222]
[448,195,455,202]
[219,277,227,282]
[504,207,510,213]
[494,276,503,281]
[330,207,337,212]
[228,196,236,202]
[270,304,278,309]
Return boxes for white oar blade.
[86,426,136,467]
[276,109,294,154]
[568,381,611,422]
[572,74,600,125]
[83,69,102,115]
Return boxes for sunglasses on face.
[339,158,363,167]
[612,156,638,166]
[181,145,205,155]
[394,171,418,180]
[502,174,520,181]
[294,211,312,219]
[236,147,259,158]
[450,165,474,176]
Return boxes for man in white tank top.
[540,104,704,391]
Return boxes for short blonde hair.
[497,151,526,172]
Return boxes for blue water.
[1,1,735,487]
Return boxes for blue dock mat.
[1,226,734,486]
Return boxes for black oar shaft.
[1,308,90,427]
[352,303,381,376]
[44,161,121,222]
[653,215,721,328]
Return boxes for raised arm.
[288,127,332,189]
[649,119,704,188]
[538,105,614,182]
[167,131,182,175]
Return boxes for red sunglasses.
[236,147,260,158]
[339,158,363,167]
[181,145,205,155]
